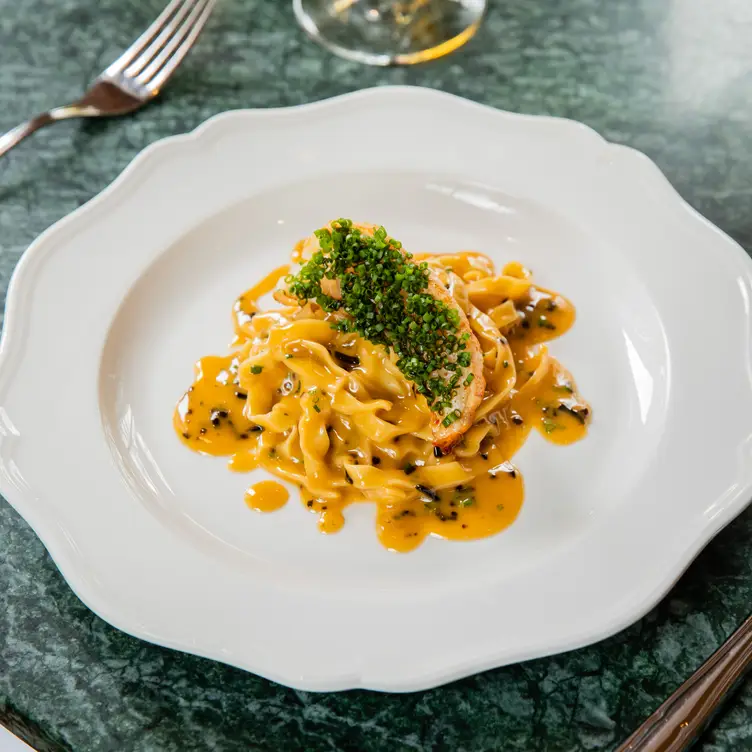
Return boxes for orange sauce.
[244,480,289,513]
[174,256,589,553]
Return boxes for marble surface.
[1,0,751,749]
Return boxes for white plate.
[2,87,752,692]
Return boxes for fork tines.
[104,0,215,93]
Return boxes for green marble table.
[1,1,751,750]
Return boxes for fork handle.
[0,103,95,159]
[617,612,752,751]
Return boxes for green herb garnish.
[441,409,462,428]
[286,219,467,412]
[452,487,475,507]
[250,365,263,374]
[542,418,563,434]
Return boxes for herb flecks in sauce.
[174,252,591,554]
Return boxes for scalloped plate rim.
[1,86,751,692]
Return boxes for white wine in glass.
[293,0,487,66]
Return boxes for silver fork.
[0,0,215,159]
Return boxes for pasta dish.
[174,219,591,552]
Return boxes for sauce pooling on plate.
[244,480,289,512]
[175,221,590,552]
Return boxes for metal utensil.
[618,611,752,751]
[0,0,215,159]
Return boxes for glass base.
[293,0,487,66]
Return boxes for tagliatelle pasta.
[174,221,591,552]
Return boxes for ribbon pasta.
[175,238,591,552]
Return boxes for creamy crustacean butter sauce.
[174,228,590,553]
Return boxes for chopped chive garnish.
[286,219,468,414]
[441,409,462,428]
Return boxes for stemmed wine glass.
[293,0,487,66]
